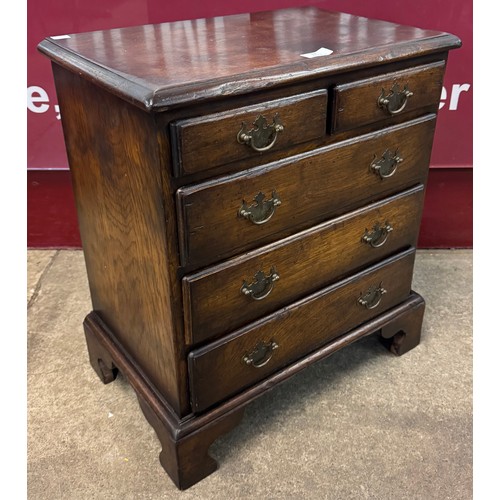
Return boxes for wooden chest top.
[38,6,462,489]
[38,7,460,111]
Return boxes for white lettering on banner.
[27,85,61,119]
[27,86,50,113]
[440,83,471,110]
[27,82,472,118]
[449,84,471,111]
[439,87,447,110]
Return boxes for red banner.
[28,0,472,169]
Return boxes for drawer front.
[171,90,328,177]
[188,249,416,412]
[332,61,445,133]
[184,186,424,345]
[177,114,435,269]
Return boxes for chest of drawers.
[39,7,460,489]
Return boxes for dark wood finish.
[333,61,446,132]
[188,249,415,412]
[380,294,426,355]
[84,320,118,384]
[51,63,189,416]
[37,8,460,111]
[136,395,244,490]
[83,292,424,489]
[177,115,435,269]
[84,292,426,430]
[184,186,424,345]
[27,166,474,250]
[185,292,427,429]
[83,312,245,490]
[179,293,427,433]
[39,7,460,490]
[171,90,327,176]
[154,51,449,186]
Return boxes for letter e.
[439,86,447,110]
[27,86,50,113]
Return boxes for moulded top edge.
[38,7,462,112]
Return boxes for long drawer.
[183,186,424,345]
[177,115,435,269]
[188,248,415,412]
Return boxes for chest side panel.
[52,64,189,416]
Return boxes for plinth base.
[83,292,425,490]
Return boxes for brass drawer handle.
[238,191,281,225]
[237,113,284,152]
[362,222,393,248]
[358,283,387,310]
[241,267,280,300]
[243,340,279,368]
[371,149,403,179]
[378,83,413,115]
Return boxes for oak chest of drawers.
[39,7,461,489]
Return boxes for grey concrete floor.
[28,250,472,499]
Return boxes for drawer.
[183,186,424,345]
[332,61,445,133]
[177,114,435,269]
[188,248,416,412]
[170,90,328,177]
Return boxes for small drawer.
[332,61,445,133]
[177,114,435,269]
[183,185,424,345]
[188,248,416,412]
[170,90,328,177]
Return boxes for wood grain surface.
[52,64,189,415]
[38,8,460,111]
[184,186,424,345]
[333,61,446,132]
[171,90,327,176]
[188,248,416,412]
[38,5,461,489]
[177,114,435,269]
[82,290,425,488]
